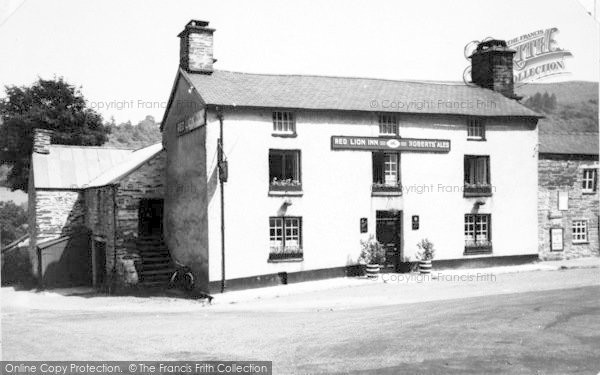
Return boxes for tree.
[0,77,110,191]
[0,201,28,247]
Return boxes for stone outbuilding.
[27,129,168,289]
[538,131,599,259]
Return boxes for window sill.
[582,190,597,195]
[371,190,403,197]
[272,132,297,138]
[467,137,486,142]
[268,190,303,197]
[572,241,589,245]
[464,186,493,197]
[268,257,304,263]
[372,185,402,196]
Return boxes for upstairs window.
[464,214,492,254]
[272,111,296,135]
[572,220,588,243]
[372,152,401,193]
[379,114,398,136]
[464,155,492,196]
[269,216,303,261]
[269,149,301,191]
[467,118,485,140]
[582,169,597,193]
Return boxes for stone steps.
[136,236,174,287]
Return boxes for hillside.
[516,81,598,135]
[105,115,162,149]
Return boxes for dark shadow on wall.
[1,245,36,288]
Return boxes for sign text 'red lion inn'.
[331,136,451,153]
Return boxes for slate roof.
[32,145,134,189]
[539,132,599,155]
[183,70,541,118]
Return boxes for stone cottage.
[27,129,169,288]
[538,131,599,259]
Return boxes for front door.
[376,210,403,271]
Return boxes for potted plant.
[416,238,435,274]
[398,255,413,273]
[359,235,386,279]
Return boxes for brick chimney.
[33,128,52,154]
[469,40,519,99]
[178,20,216,74]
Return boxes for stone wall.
[538,155,599,259]
[83,150,166,289]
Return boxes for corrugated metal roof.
[184,69,542,118]
[32,146,134,189]
[85,143,163,188]
[539,132,599,155]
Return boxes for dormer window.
[272,111,296,136]
[379,114,398,136]
[467,118,485,140]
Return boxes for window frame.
[269,216,303,261]
[378,114,398,136]
[464,155,492,197]
[572,220,588,244]
[372,152,401,194]
[269,149,302,192]
[467,118,485,141]
[464,214,492,254]
[272,111,296,136]
[582,168,597,193]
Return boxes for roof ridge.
[212,69,470,87]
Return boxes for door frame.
[375,210,404,271]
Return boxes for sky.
[0,0,598,124]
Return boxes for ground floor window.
[269,216,303,260]
[464,214,492,254]
[572,220,588,243]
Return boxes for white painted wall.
[206,109,538,281]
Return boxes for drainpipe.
[217,107,226,293]
[110,184,118,294]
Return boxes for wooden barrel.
[366,264,380,279]
[419,260,432,274]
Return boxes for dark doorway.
[93,239,106,286]
[376,210,403,271]
[138,199,164,237]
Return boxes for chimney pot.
[33,128,52,154]
[178,19,215,74]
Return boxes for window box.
[269,179,302,192]
[268,246,304,262]
[372,182,402,195]
[464,183,493,197]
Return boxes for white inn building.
[161,20,542,293]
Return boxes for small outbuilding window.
[464,214,492,254]
[582,169,597,193]
[379,114,398,136]
[272,111,296,135]
[572,220,588,243]
[464,155,491,196]
[467,118,485,140]
[269,216,303,261]
[269,149,301,191]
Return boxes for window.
[372,152,401,192]
[272,111,295,135]
[582,169,597,193]
[464,155,491,196]
[572,220,588,243]
[269,216,303,260]
[379,114,398,135]
[269,150,301,191]
[464,214,492,254]
[467,118,485,140]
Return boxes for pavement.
[1,256,598,313]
